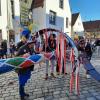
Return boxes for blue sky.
[69,0,100,21]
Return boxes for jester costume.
[16,29,34,100]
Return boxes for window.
[11,0,14,18]
[0,0,1,16]
[59,0,63,9]
[49,10,56,25]
[24,0,27,3]
[66,17,68,28]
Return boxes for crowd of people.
[0,39,16,59]
[0,31,99,100]
[74,37,93,61]
[0,35,97,61]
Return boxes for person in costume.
[43,34,56,80]
[77,38,85,63]
[77,38,91,78]
[16,29,34,100]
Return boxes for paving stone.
[82,90,89,94]
[14,95,20,99]
[36,93,44,98]
[86,97,97,100]
[53,99,59,100]
[2,93,10,97]
[34,97,44,100]
[79,94,86,99]
[53,94,60,99]
[96,95,100,100]
[4,96,15,100]
[44,96,53,100]
[53,91,60,95]
[59,97,69,100]
[69,95,79,100]
[91,92,100,96]
[0,58,100,100]
[0,98,4,100]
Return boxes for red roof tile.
[83,20,100,31]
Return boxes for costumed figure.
[77,38,90,78]
[77,38,85,62]
[16,29,34,100]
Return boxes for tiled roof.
[83,20,100,31]
[72,13,79,26]
[30,0,44,10]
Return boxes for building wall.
[0,0,8,40]
[46,0,71,36]
[32,2,46,32]
[13,0,20,44]
[0,0,15,42]
[32,0,71,36]
[0,0,33,44]
[13,0,33,44]
[73,14,84,36]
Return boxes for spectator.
[10,39,16,57]
[1,40,7,58]
[0,43,3,59]
[85,40,92,61]
[43,34,56,80]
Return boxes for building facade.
[20,0,33,26]
[0,0,20,43]
[0,0,13,43]
[0,0,32,44]
[83,20,100,40]
[71,13,84,38]
[31,0,71,36]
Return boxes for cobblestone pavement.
[0,57,100,100]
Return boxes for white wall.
[73,14,84,36]
[14,0,20,16]
[32,7,46,32]
[64,0,71,36]
[46,0,71,36]
[0,0,8,40]
[32,0,71,37]
[32,0,46,32]
[13,0,20,44]
[0,0,15,41]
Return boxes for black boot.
[24,93,29,97]
[20,93,29,100]
[20,96,25,100]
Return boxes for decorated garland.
[0,28,100,96]
[0,52,55,74]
